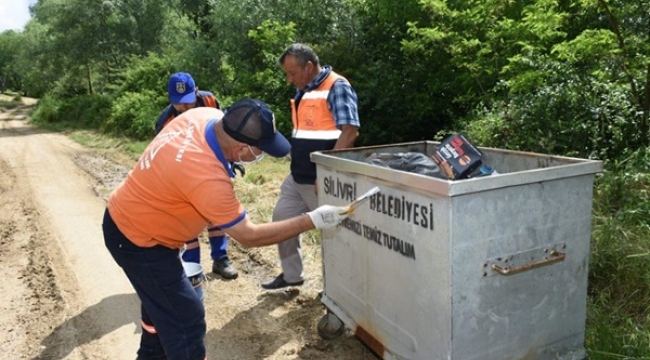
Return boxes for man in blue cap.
[155,72,239,280]
[104,98,352,360]
[155,72,221,133]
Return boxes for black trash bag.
[364,152,448,180]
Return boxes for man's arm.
[315,126,357,194]
[223,205,349,248]
[224,215,315,248]
[335,124,359,149]
[329,79,360,150]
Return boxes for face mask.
[235,145,265,165]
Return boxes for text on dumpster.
[323,176,437,261]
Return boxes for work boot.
[261,273,304,290]
[212,256,238,279]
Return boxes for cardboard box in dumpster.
[432,133,483,180]
[311,141,603,360]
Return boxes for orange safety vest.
[201,93,219,109]
[289,71,348,184]
[290,72,343,139]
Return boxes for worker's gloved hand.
[307,205,350,229]
[231,163,246,177]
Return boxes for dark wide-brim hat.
[222,98,291,157]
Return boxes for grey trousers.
[272,175,319,283]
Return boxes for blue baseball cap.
[223,98,291,158]
[167,72,196,104]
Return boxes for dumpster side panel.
[451,175,593,360]
[319,168,453,360]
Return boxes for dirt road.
[0,101,379,360]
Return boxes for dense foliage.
[2,0,650,357]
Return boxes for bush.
[459,60,638,160]
[31,94,112,128]
[586,149,650,357]
[111,53,174,96]
[105,90,163,140]
[30,95,59,124]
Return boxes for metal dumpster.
[311,141,603,360]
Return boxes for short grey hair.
[279,43,320,67]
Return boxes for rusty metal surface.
[484,244,567,277]
[355,326,385,359]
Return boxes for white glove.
[307,205,350,229]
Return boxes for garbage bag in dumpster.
[364,134,492,181]
[364,152,447,180]
[311,140,603,360]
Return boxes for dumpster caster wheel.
[318,313,344,340]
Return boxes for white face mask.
[235,145,265,165]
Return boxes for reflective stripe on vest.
[301,90,329,100]
[292,129,342,140]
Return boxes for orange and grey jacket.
[290,71,346,184]
[154,91,220,135]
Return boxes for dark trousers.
[102,209,206,360]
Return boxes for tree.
[0,31,22,93]
[405,0,650,157]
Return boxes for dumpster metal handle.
[491,250,565,276]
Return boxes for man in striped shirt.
[262,43,361,290]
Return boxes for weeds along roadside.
[587,151,650,359]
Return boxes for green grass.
[233,157,321,248]
[0,100,20,110]
[585,165,650,359]
[0,93,24,110]
[66,129,149,158]
[26,120,148,161]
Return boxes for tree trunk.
[642,63,650,146]
[87,65,94,95]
